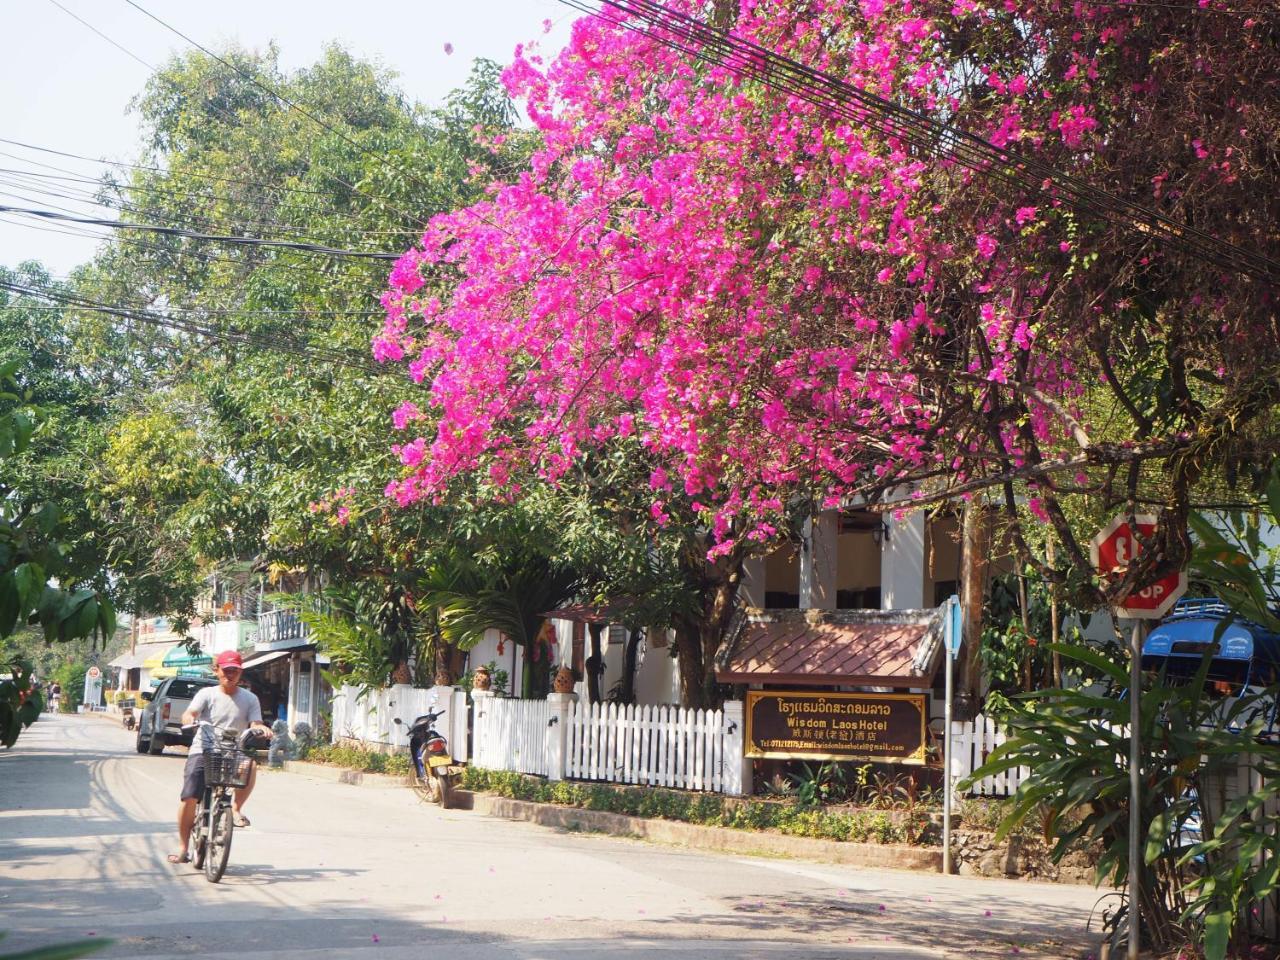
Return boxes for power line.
[0,169,406,253]
[45,1,434,235]
[46,0,153,71]
[0,203,401,260]
[559,0,1280,284]
[0,210,392,313]
[0,277,392,376]
[0,167,419,247]
[0,138,366,206]
[121,0,437,231]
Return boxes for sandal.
[167,852,191,864]
[233,814,251,828]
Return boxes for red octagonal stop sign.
[1089,513,1187,619]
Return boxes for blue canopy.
[1143,598,1280,664]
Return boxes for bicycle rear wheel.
[204,800,234,882]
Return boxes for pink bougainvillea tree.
[377,0,1280,698]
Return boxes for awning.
[110,641,175,670]
[242,649,291,671]
[543,600,641,624]
[715,607,944,688]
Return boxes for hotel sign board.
[745,690,928,764]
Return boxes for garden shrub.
[304,742,413,776]
[460,767,932,846]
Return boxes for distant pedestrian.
[48,682,61,713]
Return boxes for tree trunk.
[619,628,643,705]
[956,501,990,720]
[1017,574,1032,693]
[432,638,460,686]
[675,617,706,709]
[586,622,605,704]
[670,537,749,709]
[1047,536,1062,687]
[697,568,742,709]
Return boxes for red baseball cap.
[215,650,244,670]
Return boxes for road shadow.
[0,753,95,810]
[0,812,170,841]
[662,891,1103,959]
[206,863,367,887]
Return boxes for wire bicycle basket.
[206,747,253,788]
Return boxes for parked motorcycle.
[394,709,460,808]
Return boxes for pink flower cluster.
[373,0,1255,548]
[308,487,357,527]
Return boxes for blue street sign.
[948,595,963,658]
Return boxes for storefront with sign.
[243,609,331,733]
[715,606,947,783]
[141,644,214,684]
[108,639,175,695]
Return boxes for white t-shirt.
[187,685,262,755]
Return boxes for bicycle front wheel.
[191,798,208,871]
[204,800,234,883]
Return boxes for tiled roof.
[715,607,943,688]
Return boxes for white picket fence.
[471,694,555,776]
[329,690,1022,798]
[949,715,1028,797]
[470,694,743,794]
[330,684,469,762]
[567,700,726,792]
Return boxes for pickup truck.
[136,676,217,755]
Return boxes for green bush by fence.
[461,767,937,846]
[303,742,413,777]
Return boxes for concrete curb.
[464,791,943,872]
[268,759,416,789]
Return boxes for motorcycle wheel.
[436,771,454,809]
[419,773,443,804]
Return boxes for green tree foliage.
[0,364,115,747]
[968,644,1280,958]
[9,50,528,633]
[970,465,1280,960]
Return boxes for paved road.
[1,714,1104,960]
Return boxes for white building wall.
[799,510,839,609]
[633,632,679,705]
[466,627,523,697]
[882,509,927,609]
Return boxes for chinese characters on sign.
[745,690,928,764]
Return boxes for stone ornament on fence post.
[722,701,749,797]
[546,691,578,781]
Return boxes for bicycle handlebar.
[181,720,271,748]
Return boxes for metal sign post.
[1127,620,1143,960]
[1089,514,1184,960]
[943,594,961,876]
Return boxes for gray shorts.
[180,752,206,801]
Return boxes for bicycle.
[183,722,264,883]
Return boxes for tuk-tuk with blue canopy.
[1141,597,1280,735]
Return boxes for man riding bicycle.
[170,650,271,865]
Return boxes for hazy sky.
[0,0,576,274]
